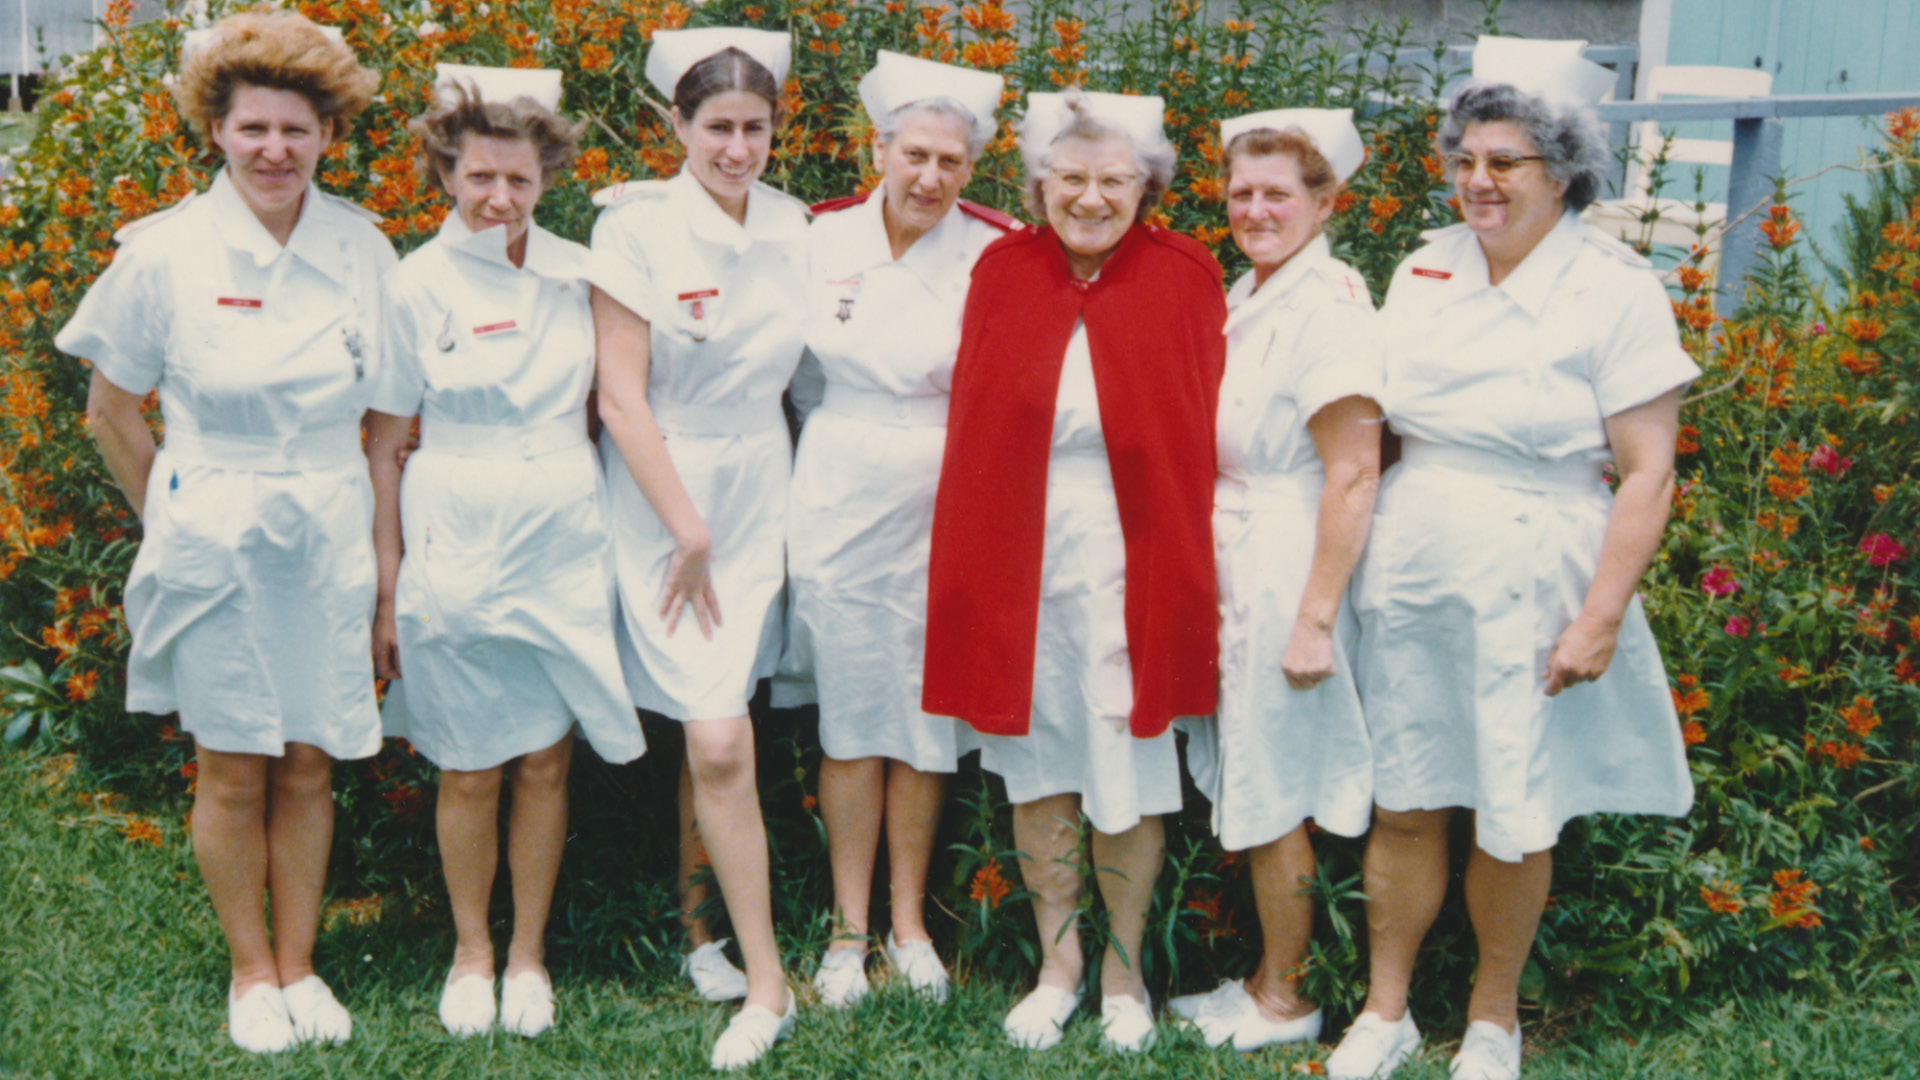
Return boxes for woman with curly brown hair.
[55,8,389,1054]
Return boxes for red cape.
[922,223,1226,738]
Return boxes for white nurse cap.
[1023,90,1167,154]
[1219,108,1365,184]
[181,22,343,67]
[1470,36,1614,109]
[857,50,1005,146]
[644,27,792,101]
[434,63,563,112]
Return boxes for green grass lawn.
[2,745,1915,1080]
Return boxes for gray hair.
[875,98,988,161]
[1018,89,1176,223]
[1439,82,1609,211]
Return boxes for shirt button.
[1516,512,1530,524]
[1509,588,1524,600]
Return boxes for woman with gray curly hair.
[922,88,1225,1053]
[1327,38,1697,1080]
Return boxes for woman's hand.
[372,606,402,680]
[1544,610,1619,696]
[1281,618,1336,690]
[660,531,722,639]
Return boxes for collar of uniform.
[847,189,967,288]
[1224,233,1332,336]
[437,210,589,281]
[1486,209,1583,318]
[207,168,305,270]
[668,168,798,255]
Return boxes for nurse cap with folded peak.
[1470,35,1614,109]
[644,27,792,100]
[1022,90,1167,153]
[1219,108,1365,184]
[858,51,1005,146]
[180,22,342,66]
[434,63,563,112]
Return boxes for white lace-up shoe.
[227,983,296,1054]
[1004,984,1081,1049]
[499,970,556,1038]
[811,947,870,1009]
[685,939,749,1002]
[279,975,352,1046]
[1326,1010,1422,1079]
[710,990,796,1070]
[884,934,950,1002]
[1231,1002,1322,1053]
[437,971,496,1037]
[1169,977,1244,1022]
[1449,1020,1522,1080]
[1099,993,1158,1052]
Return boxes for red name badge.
[216,297,263,309]
[472,320,518,337]
[1411,267,1452,281]
[678,288,718,321]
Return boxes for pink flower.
[1809,443,1852,477]
[1701,566,1740,598]
[1810,321,1827,336]
[1724,614,1751,637]
[1860,533,1909,567]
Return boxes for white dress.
[590,172,809,721]
[1352,211,1699,862]
[53,171,395,759]
[1180,236,1378,851]
[371,215,646,771]
[971,325,1184,835]
[789,196,1004,771]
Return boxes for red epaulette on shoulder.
[810,192,871,216]
[958,200,1021,232]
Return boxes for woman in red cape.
[922,88,1226,1053]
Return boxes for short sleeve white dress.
[54,171,395,759]
[1180,236,1379,851]
[370,214,646,771]
[1352,212,1699,862]
[789,195,1005,771]
[590,172,809,721]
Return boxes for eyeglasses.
[1048,169,1143,197]
[1443,152,1546,180]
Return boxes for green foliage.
[0,0,1914,1043]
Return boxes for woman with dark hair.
[588,27,803,1070]
[795,50,1012,1010]
[923,88,1225,1053]
[1169,108,1378,1054]
[1327,38,1697,1080]
[54,8,388,1054]
[364,65,645,1041]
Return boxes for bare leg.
[883,761,947,944]
[503,735,574,978]
[437,764,504,979]
[1011,794,1085,992]
[1088,815,1164,1002]
[677,755,717,947]
[1243,824,1319,1020]
[1462,835,1552,1033]
[264,743,334,986]
[818,755,884,952]
[684,715,786,1011]
[192,744,276,992]
[1356,807,1451,1021]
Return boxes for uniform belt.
[820,384,949,427]
[161,424,362,473]
[1399,438,1606,492]
[1046,453,1113,488]
[421,415,588,459]
[1215,469,1324,511]
[649,396,785,436]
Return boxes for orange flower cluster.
[119,814,163,847]
[1758,204,1800,249]
[1837,695,1880,738]
[969,857,1010,908]
[1184,888,1234,943]
[1698,882,1742,915]
[1767,869,1820,929]
[1046,18,1085,85]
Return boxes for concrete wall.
[1316,0,1641,47]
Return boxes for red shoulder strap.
[809,191,872,216]
[958,200,1021,232]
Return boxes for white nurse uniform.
[54,171,395,760]
[789,195,1005,771]
[371,213,646,771]
[1353,211,1699,862]
[590,173,809,721]
[1181,235,1379,851]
